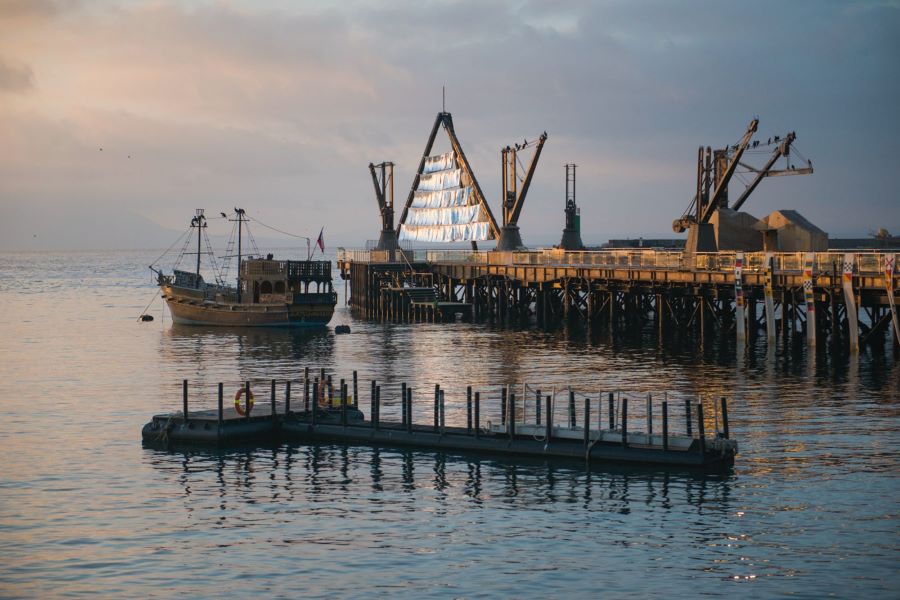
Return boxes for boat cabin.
[240,258,333,304]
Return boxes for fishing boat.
[151,208,336,327]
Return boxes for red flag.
[316,227,325,253]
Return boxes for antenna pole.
[442,86,445,113]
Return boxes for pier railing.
[337,248,898,275]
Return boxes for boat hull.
[162,287,335,328]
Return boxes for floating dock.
[142,371,738,470]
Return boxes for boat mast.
[235,207,244,302]
[191,209,206,278]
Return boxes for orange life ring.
[234,388,255,416]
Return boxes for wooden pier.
[338,248,900,351]
[142,372,738,470]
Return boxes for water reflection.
[150,444,732,519]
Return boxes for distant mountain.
[0,202,183,251]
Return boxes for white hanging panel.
[422,151,456,174]
[404,205,482,226]
[399,221,491,242]
[410,187,472,209]
[417,169,462,192]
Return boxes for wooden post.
[608,392,614,429]
[311,378,318,428]
[662,401,669,450]
[244,381,251,419]
[697,401,706,454]
[341,383,348,426]
[439,390,445,435]
[285,381,291,415]
[720,397,729,439]
[270,379,276,422]
[508,392,516,439]
[474,391,480,438]
[544,394,552,445]
[182,379,188,420]
[621,397,628,447]
[535,389,541,426]
[466,386,472,434]
[374,385,380,430]
[217,382,223,428]
[501,386,507,425]
[406,387,413,434]
[583,396,590,448]
[685,398,692,436]
[401,382,408,426]
[568,388,576,428]
[646,393,653,435]
[304,374,310,412]
[433,384,440,432]
[353,371,359,408]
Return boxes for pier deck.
[338,248,900,350]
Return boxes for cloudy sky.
[1,0,898,250]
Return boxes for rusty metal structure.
[369,161,398,251]
[558,163,584,250]
[340,115,898,353]
[674,119,813,253]
[496,132,548,250]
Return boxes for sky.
[1,0,898,250]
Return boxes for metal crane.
[673,118,758,233]
[496,132,548,250]
[672,119,814,254]
[731,132,812,211]
[368,161,399,251]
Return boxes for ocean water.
[0,249,897,598]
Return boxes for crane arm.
[698,118,758,224]
[509,132,548,225]
[368,163,385,210]
[732,132,811,211]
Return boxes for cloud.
[0,57,34,92]
[0,0,898,249]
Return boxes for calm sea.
[1,250,897,598]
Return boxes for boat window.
[260,281,273,294]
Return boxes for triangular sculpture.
[398,112,499,242]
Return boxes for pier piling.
[508,392,516,439]
[685,399,692,436]
[545,394,552,445]
[466,386,472,434]
[374,385,381,430]
[474,391,480,438]
[608,393,614,429]
[406,387,413,434]
[662,400,669,450]
[697,401,706,454]
[568,388,576,428]
[583,397,590,448]
[183,379,188,420]
[721,397,729,439]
